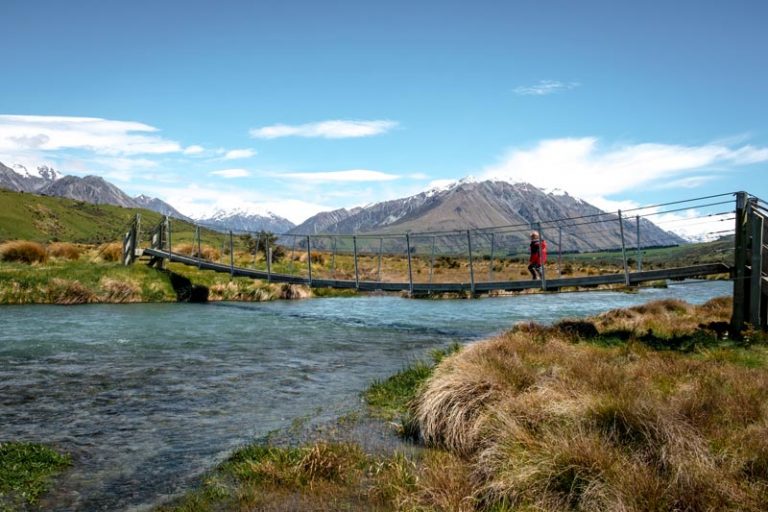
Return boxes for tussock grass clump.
[99,277,142,303]
[46,278,96,304]
[97,242,123,262]
[410,297,768,511]
[174,242,221,261]
[0,240,46,263]
[47,242,81,260]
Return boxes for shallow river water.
[0,280,731,511]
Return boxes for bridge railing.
[138,192,737,295]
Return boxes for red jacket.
[529,239,547,265]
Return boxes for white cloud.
[513,80,580,96]
[480,137,768,205]
[183,145,205,155]
[223,148,256,160]
[211,168,250,178]
[0,115,185,155]
[278,169,400,182]
[250,120,398,139]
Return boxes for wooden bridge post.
[732,192,750,335]
[267,247,272,282]
[467,230,475,295]
[353,236,359,289]
[406,234,414,296]
[636,215,642,272]
[618,210,630,286]
[306,235,313,285]
[749,206,764,329]
[377,238,383,283]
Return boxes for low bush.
[47,242,81,260]
[0,240,46,263]
[97,242,123,262]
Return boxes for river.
[0,280,731,511]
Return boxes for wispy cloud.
[211,168,250,178]
[513,80,580,96]
[223,148,256,160]
[183,145,205,155]
[278,169,400,182]
[0,115,185,155]
[250,120,398,139]
[480,137,768,205]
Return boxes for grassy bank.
[0,442,70,511]
[155,295,768,512]
[0,241,338,304]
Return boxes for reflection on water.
[0,280,731,511]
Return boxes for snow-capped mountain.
[0,160,189,220]
[0,161,61,192]
[195,207,295,234]
[290,180,685,252]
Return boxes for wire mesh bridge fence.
[126,190,755,289]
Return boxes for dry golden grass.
[46,242,81,260]
[411,297,768,511]
[174,242,221,261]
[97,242,123,262]
[45,278,96,304]
[98,277,142,303]
[0,240,47,263]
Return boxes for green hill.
[0,189,170,244]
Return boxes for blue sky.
[0,0,766,236]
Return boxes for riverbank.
[0,246,354,304]
[0,242,723,306]
[154,295,768,512]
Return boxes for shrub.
[98,242,123,262]
[47,242,81,260]
[0,240,46,263]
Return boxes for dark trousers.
[528,263,542,279]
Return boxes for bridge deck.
[142,248,731,293]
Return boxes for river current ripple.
[0,281,730,511]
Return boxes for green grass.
[364,343,462,421]
[0,442,70,510]
[0,189,173,244]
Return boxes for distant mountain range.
[0,161,686,251]
[289,179,685,252]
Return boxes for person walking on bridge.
[528,230,547,279]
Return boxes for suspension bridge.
[123,191,767,332]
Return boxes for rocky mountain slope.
[291,180,685,253]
